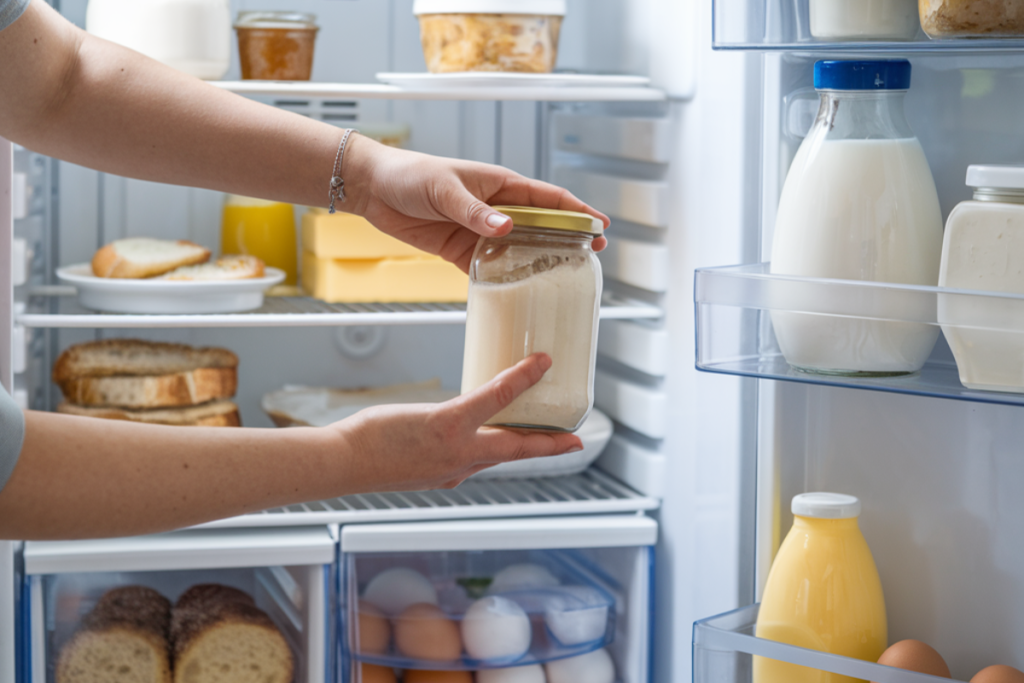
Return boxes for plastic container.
[235,12,319,81]
[412,0,566,73]
[810,0,920,39]
[461,206,603,433]
[85,0,231,80]
[920,0,1024,36]
[755,493,887,683]
[939,165,1024,393]
[346,549,615,673]
[221,195,298,286]
[769,60,943,376]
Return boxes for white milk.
[461,259,599,432]
[770,138,943,374]
[810,0,920,40]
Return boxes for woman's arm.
[0,1,607,272]
[0,354,580,541]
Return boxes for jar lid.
[792,492,861,519]
[492,206,603,235]
[814,60,911,91]
[966,165,1024,190]
[413,0,567,16]
[234,11,318,29]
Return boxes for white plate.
[376,72,651,89]
[57,264,286,314]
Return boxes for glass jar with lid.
[461,206,603,433]
[234,12,319,81]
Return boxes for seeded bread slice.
[92,239,211,279]
[54,340,238,382]
[161,255,265,281]
[56,586,172,683]
[57,400,242,427]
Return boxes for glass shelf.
[694,604,964,683]
[695,263,1024,408]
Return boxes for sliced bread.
[56,586,172,683]
[53,339,238,382]
[57,400,242,427]
[161,255,265,281]
[92,238,211,279]
[57,368,237,409]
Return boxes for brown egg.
[875,640,951,679]
[394,603,462,661]
[359,664,397,683]
[404,671,474,683]
[358,600,391,655]
[972,665,1024,683]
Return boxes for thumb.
[446,185,513,237]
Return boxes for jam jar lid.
[413,0,567,16]
[492,206,603,236]
[234,11,318,29]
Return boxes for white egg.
[476,664,547,683]
[461,596,532,662]
[545,648,615,683]
[544,586,610,646]
[362,567,438,617]
[489,564,560,594]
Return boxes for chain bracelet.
[328,128,355,214]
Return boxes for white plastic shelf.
[213,80,667,102]
[196,470,659,529]
[18,292,660,328]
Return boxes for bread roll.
[92,239,211,279]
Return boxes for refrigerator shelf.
[695,263,1024,409]
[694,604,964,683]
[17,292,661,328]
[195,470,659,529]
[213,80,668,102]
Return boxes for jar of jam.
[461,206,603,433]
[234,12,319,81]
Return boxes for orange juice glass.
[221,195,298,285]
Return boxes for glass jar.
[770,60,943,376]
[234,12,319,81]
[461,206,603,433]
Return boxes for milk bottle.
[770,60,943,375]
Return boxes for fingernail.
[564,445,583,454]
[486,213,510,230]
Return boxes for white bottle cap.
[414,0,567,15]
[792,492,861,519]
[966,165,1024,191]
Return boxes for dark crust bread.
[81,586,172,641]
[171,587,284,661]
[174,584,255,612]
[56,368,238,409]
[53,339,238,383]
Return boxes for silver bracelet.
[328,128,355,214]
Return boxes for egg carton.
[343,549,617,673]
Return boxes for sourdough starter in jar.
[461,207,602,432]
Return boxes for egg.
[875,640,951,679]
[394,603,463,661]
[358,663,397,683]
[363,567,439,616]
[477,664,547,683]
[544,586,610,646]
[489,564,561,594]
[404,670,474,683]
[461,596,532,662]
[545,648,615,683]
[972,665,1024,683]
[357,600,391,655]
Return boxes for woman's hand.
[342,135,610,273]
[333,353,583,492]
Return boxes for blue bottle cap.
[814,60,912,91]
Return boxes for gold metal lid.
[491,206,604,236]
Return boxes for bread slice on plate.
[161,255,265,281]
[92,238,211,279]
[57,400,242,427]
[56,585,172,683]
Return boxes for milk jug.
[755,493,887,683]
[770,60,943,375]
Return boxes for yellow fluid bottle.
[221,195,298,285]
[755,493,887,683]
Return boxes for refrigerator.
[7,0,1018,682]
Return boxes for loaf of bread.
[92,239,211,279]
[57,400,242,427]
[171,584,294,683]
[161,255,265,281]
[57,586,172,683]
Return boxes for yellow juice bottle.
[755,493,887,683]
[221,195,298,285]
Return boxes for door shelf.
[18,291,661,328]
[695,263,1024,409]
[694,604,962,683]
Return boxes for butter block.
[302,209,424,259]
[302,251,468,303]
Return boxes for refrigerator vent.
[196,470,659,529]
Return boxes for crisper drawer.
[340,515,657,683]
[24,526,336,683]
